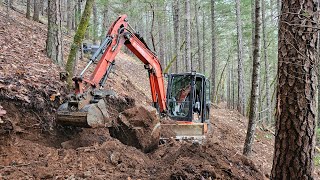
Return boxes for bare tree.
[26,0,31,19]
[261,0,270,124]
[158,17,165,68]
[67,0,72,33]
[40,0,45,16]
[92,1,98,44]
[235,0,245,115]
[184,0,191,72]
[210,0,216,102]
[243,0,261,157]
[202,10,205,74]
[6,0,10,18]
[101,3,109,42]
[46,0,63,66]
[317,0,320,128]
[172,0,180,73]
[271,0,317,178]
[195,1,201,73]
[33,0,40,22]
[227,60,231,109]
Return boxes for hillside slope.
[0,7,285,180]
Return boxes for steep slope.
[0,7,272,180]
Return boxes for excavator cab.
[167,72,210,123]
[161,72,211,141]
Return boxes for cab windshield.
[168,75,192,118]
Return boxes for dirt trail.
[210,105,274,177]
[0,7,284,180]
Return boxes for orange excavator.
[57,15,211,141]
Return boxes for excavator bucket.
[57,99,111,128]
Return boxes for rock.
[83,171,92,177]
[110,151,121,165]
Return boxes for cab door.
[204,79,211,121]
[166,74,194,122]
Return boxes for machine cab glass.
[167,73,208,123]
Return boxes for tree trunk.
[227,61,231,109]
[261,0,270,124]
[184,0,191,72]
[235,0,245,115]
[149,3,156,52]
[269,0,273,21]
[46,0,63,66]
[276,0,280,20]
[92,1,98,44]
[101,5,108,43]
[251,0,255,60]
[173,0,180,73]
[67,0,72,33]
[77,0,81,19]
[231,56,235,109]
[195,1,201,73]
[40,0,45,16]
[243,0,261,157]
[317,0,320,128]
[26,0,31,19]
[202,10,205,75]
[210,0,216,102]
[33,0,40,22]
[63,0,68,22]
[74,2,78,28]
[158,17,165,68]
[65,0,94,87]
[271,0,317,179]
[6,0,10,18]
[72,1,76,30]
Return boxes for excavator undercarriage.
[56,15,210,147]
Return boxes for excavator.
[57,15,211,143]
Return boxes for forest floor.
[0,6,319,180]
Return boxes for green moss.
[314,154,320,166]
[316,128,320,145]
[65,0,94,88]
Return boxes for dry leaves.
[0,9,67,111]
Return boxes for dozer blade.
[57,99,111,128]
[160,122,208,142]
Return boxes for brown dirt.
[109,106,160,153]
[0,6,295,180]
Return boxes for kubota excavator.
[57,15,211,142]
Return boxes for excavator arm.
[79,15,166,112]
[57,15,167,127]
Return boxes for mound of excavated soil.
[110,106,160,153]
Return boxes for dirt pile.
[110,106,160,153]
[152,139,264,180]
